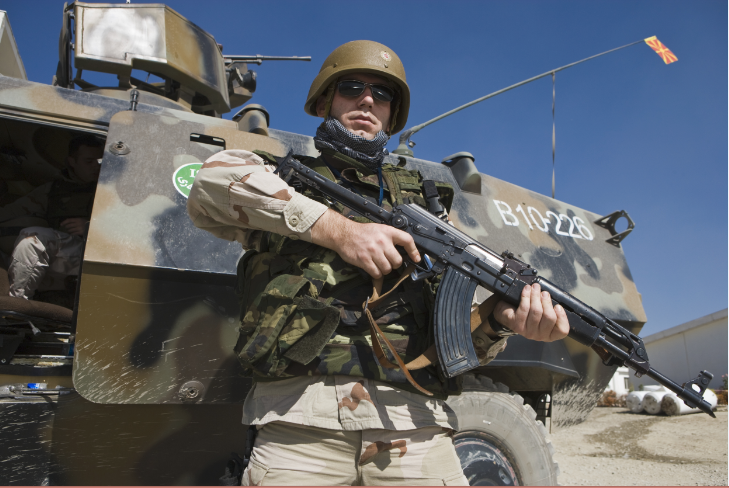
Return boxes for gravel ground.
[550,405,728,486]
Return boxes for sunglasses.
[336,80,395,103]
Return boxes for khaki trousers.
[242,421,469,486]
[8,227,84,299]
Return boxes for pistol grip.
[433,267,480,378]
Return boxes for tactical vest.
[234,149,460,398]
[46,177,96,231]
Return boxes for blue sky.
[4,0,727,337]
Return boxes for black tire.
[446,374,560,486]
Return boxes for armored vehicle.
[0,3,646,485]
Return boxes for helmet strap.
[323,82,336,119]
[388,99,400,135]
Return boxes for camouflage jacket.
[189,149,506,402]
[46,176,96,230]
[0,169,95,231]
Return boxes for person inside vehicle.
[187,41,569,485]
[0,134,104,302]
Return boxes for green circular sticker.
[173,163,202,198]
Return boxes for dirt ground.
[549,405,728,486]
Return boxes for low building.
[605,366,630,395]
[628,309,728,390]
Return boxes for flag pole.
[393,39,646,156]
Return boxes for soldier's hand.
[311,209,420,279]
[493,283,570,342]
[60,218,88,237]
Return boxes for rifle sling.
[363,265,491,397]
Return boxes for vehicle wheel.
[446,374,560,486]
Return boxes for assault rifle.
[273,152,716,417]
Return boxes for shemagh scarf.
[314,117,389,171]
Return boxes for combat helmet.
[305,40,410,134]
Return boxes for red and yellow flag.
[644,36,678,64]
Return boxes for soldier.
[0,134,104,301]
[188,41,569,486]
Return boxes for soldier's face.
[317,72,392,140]
[68,144,103,183]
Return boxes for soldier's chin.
[348,126,379,140]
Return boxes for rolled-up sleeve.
[469,293,508,366]
[187,149,328,247]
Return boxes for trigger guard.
[409,254,434,281]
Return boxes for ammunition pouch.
[233,241,343,375]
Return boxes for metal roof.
[643,308,728,344]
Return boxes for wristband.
[487,312,518,337]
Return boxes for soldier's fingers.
[390,229,420,263]
[549,304,570,341]
[513,284,532,330]
[537,291,557,337]
[525,284,545,332]
[382,241,404,270]
[362,257,383,279]
[371,250,393,277]
[541,298,557,328]
[493,300,518,332]
[345,250,381,280]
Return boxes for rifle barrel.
[645,367,716,418]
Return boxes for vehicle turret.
[53,2,307,117]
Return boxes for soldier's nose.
[359,89,374,106]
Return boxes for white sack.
[661,389,718,416]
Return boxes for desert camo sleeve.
[471,327,508,366]
[187,149,328,248]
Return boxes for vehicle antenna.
[393,39,649,158]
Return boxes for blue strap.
[324,161,359,195]
[324,160,343,180]
[325,160,382,205]
[377,167,384,207]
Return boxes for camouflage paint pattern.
[0,3,648,483]
[0,71,256,484]
[0,74,234,136]
[67,108,645,414]
[0,72,646,437]
[73,110,284,403]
